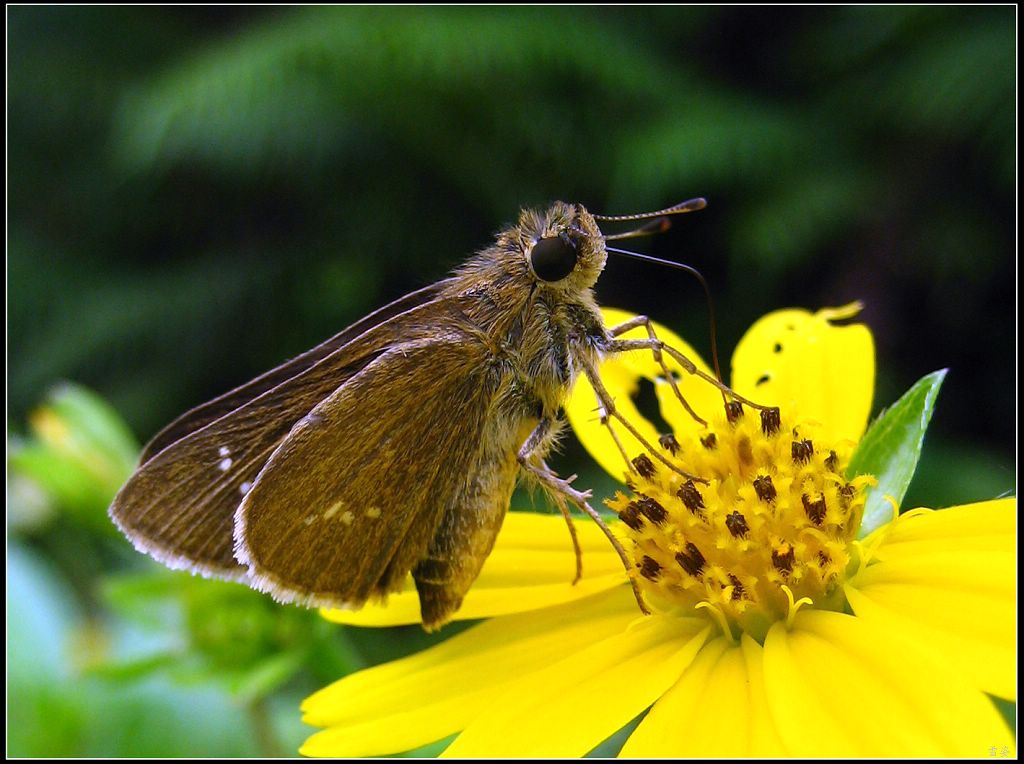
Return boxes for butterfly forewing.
[109,290,458,578]
[140,280,455,464]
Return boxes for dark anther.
[676,480,705,513]
[838,483,856,508]
[760,407,781,436]
[729,574,746,600]
[824,450,839,473]
[700,433,717,450]
[753,474,777,502]
[818,551,831,567]
[802,493,827,525]
[658,433,680,454]
[675,542,706,578]
[639,555,662,581]
[725,510,749,538]
[618,502,644,531]
[772,544,795,574]
[632,453,657,478]
[637,496,667,525]
[773,342,783,353]
[791,438,814,463]
[725,401,744,424]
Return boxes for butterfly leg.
[605,335,775,414]
[517,417,583,584]
[606,314,708,426]
[583,385,637,477]
[582,357,707,484]
[517,418,651,615]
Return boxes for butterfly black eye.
[530,233,579,282]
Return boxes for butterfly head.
[511,201,606,294]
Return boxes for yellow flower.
[300,306,1016,757]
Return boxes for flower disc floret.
[611,405,873,642]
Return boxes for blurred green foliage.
[7,6,1014,757]
[9,384,137,535]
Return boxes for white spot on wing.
[218,446,230,457]
[218,457,233,471]
[239,481,252,495]
[324,500,344,520]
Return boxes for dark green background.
[7,6,1015,757]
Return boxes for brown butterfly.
[109,198,757,630]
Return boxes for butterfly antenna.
[593,197,707,223]
[604,217,673,242]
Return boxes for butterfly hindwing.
[235,331,506,613]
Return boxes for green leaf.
[43,383,140,478]
[8,441,117,532]
[586,712,646,757]
[403,735,457,758]
[848,369,947,537]
[228,650,306,703]
[8,383,140,535]
[87,651,183,681]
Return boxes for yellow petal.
[848,548,1016,693]
[301,588,638,757]
[442,614,711,758]
[763,610,1015,756]
[321,512,627,626]
[619,637,731,756]
[848,559,1015,654]
[761,618,856,756]
[845,583,1015,702]
[846,501,1016,700]
[730,304,874,443]
[868,499,1016,561]
[621,635,787,757]
[853,549,1015,595]
[739,632,789,755]
[567,308,718,480]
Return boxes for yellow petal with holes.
[442,616,711,757]
[621,635,787,757]
[321,512,627,626]
[763,610,1015,757]
[567,308,718,480]
[301,589,638,756]
[731,303,874,443]
[846,498,1016,700]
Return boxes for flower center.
[609,405,873,642]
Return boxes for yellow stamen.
[781,584,813,628]
[695,601,737,644]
